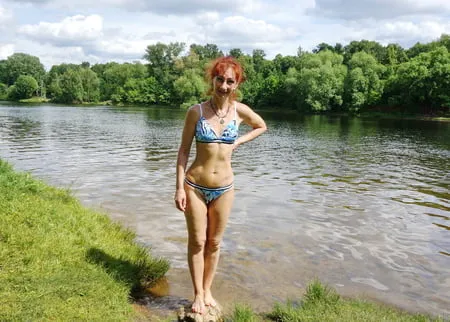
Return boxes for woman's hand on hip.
[174,188,187,212]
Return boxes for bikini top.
[195,103,239,144]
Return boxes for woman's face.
[213,67,237,98]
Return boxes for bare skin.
[175,67,267,314]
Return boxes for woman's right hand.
[174,188,187,212]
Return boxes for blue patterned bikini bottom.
[184,178,233,204]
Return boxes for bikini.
[184,103,239,204]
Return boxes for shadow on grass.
[86,247,154,298]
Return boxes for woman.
[174,56,267,314]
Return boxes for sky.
[0,0,449,69]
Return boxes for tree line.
[0,34,449,114]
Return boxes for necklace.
[210,99,229,124]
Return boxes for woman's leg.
[203,188,234,307]
[184,186,208,314]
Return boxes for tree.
[190,43,223,60]
[79,68,100,102]
[143,42,185,99]
[229,48,243,58]
[99,63,147,101]
[12,75,38,99]
[344,52,385,112]
[53,69,83,103]
[343,40,386,64]
[0,83,7,99]
[113,76,168,105]
[288,51,347,112]
[173,69,208,108]
[313,42,334,53]
[2,53,46,86]
[384,46,450,112]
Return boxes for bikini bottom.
[184,178,233,204]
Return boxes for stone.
[178,303,224,322]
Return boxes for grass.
[18,96,50,103]
[0,159,169,321]
[0,159,445,321]
[227,279,443,322]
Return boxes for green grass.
[263,279,443,322]
[224,280,443,321]
[18,96,50,103]
[0,159,169,321]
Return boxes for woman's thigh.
[184,185,208,242]
[207,189,234,242]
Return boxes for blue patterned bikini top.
[195,103,238,144]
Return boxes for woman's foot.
[204,290,217,307]
[191,294,205,314]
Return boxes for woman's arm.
[175,106,198,211]
[234,103,267,149]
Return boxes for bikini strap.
[234,102,237,121]
[198,103,203,117]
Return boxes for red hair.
[205,56,245,99]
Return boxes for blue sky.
[1,0,449,69]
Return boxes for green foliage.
[173,69,208,107]
[0,159,169,321]
[229,304,261,322]
[385,46,450,113]
[113,76,170,105]
[0,53,45,86]
[267,280,441,322]
[3,35,448,114]
[345,52,385,112]
[0,83,8,99]
[11,75,39,99]
[290,51,347,112]
[54,69,84,103]
[190,43,223,60]
[79,68,100,102]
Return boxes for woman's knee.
[205,238,221,253]
[188,236,206,253]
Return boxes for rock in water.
[178,303,224,322]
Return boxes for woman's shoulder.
[235,101,254,115]
[184,103,202,122]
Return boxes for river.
[0,102,449,317]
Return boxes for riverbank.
[227,280,444,322]
[0,159,169,321]
[1,160,446,321]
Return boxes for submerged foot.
[191,295,205,314]
[204,290,217,307]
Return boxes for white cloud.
[309,0,450,20]
[0,44,15,59]
[361,19,450,46]
[202,16,299,55]
[18,15,104,46]
[2,0,449,68]
[0,5,14,30]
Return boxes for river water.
[0,103,449,317]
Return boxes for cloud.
[0,5,14,30]
[362,19,450,46]
[309,0,450,20]
[20,0,260,16]
[201,16,299,54]
[0,44,15,59]
[18,14,104,47]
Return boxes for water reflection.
[0,103,449,317]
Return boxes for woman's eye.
[216,77,225,82]
[227,80,235,85]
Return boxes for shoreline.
[0,159,446,321]
[3,99,449,122]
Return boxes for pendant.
[220,118,225,124]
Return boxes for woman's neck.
[211,96,232,111]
